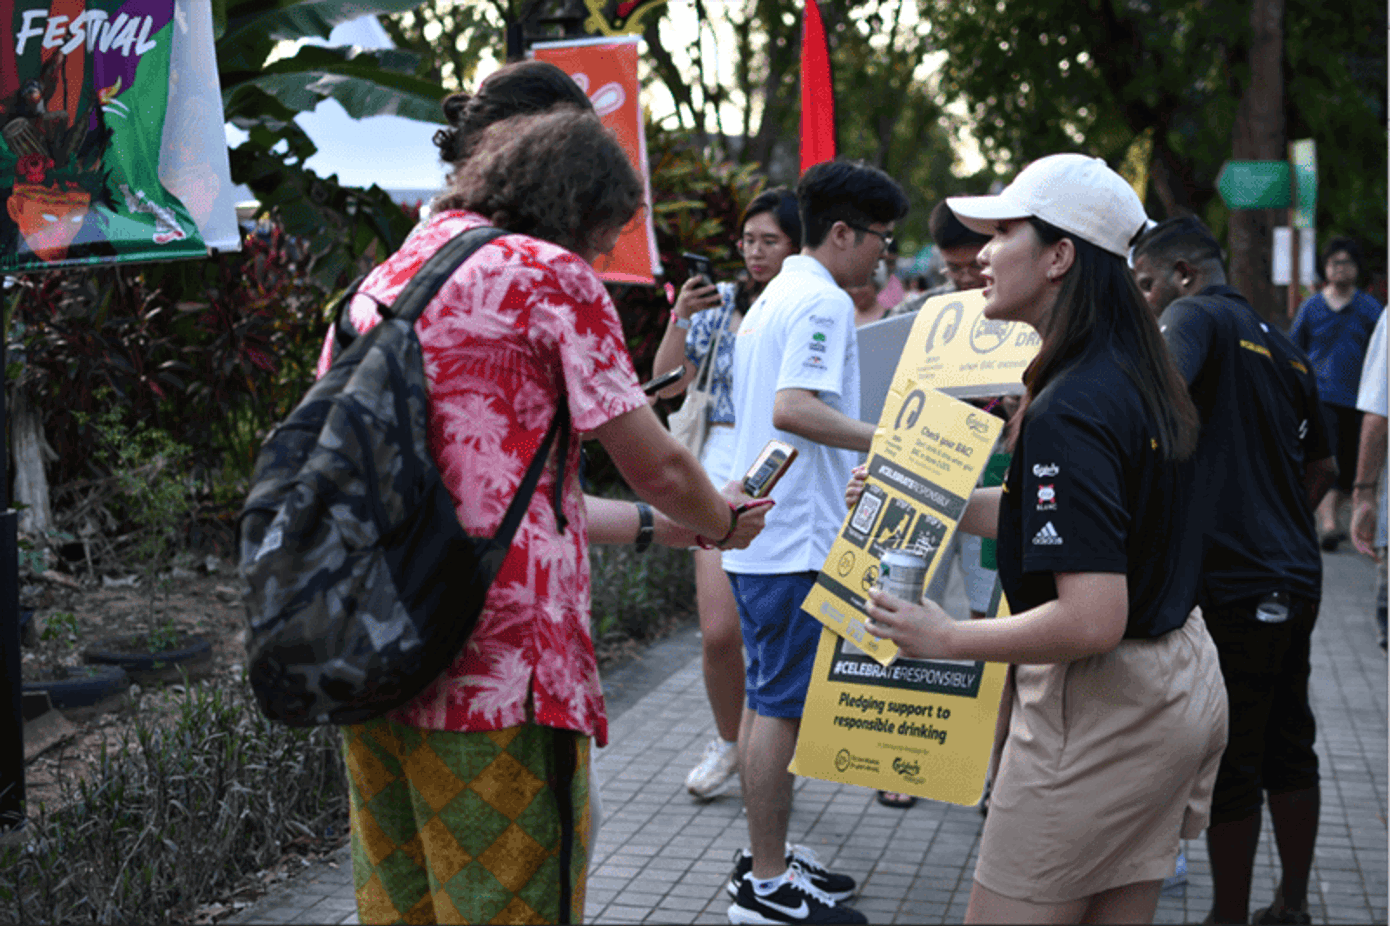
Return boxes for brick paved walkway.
[229,549,1387,924]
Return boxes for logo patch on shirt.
[809,314,835,327]
[802,356,825,369]
[1036,484,1056,510]
[809,343,826,353]
[1032,521,1063,545]
[812,332,827,342]
[1032,463,1059,478]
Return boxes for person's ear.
[1173,259,1196,290]
[1047,237,1076,281]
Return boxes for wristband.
[696,501,740,550]
[670,311,692,330]
[634,502,654,553]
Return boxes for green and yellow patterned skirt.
[341,719,591,924]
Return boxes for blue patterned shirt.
[684,282,739,424]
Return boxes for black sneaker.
[727,866,867,925]
[726,845,856,902]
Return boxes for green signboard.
[1217,160,1292,210]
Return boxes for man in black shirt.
[1132,217,1337,926]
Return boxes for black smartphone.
[741,440,798,499]
[682,252,715,285]
[642,367,685,395]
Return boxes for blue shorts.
[727,571,822,719]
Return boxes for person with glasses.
[651,188,802,802]
[724,160,908,926]
[1289,237,1385,551]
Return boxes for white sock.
[752,870,788,895]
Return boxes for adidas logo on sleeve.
[1032,521,1064,545]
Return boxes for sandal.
[876,790,917,809]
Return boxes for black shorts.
[1204,593,1321,825]
[1323,402,1363,495]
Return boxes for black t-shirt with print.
[996,350,1203,639]
[1159,284,1329,605]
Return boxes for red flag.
[800,0,835,174]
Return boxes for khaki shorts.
[975,609,1228,903]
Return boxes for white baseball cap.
[947,154,1148,258]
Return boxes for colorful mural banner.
[531,37,660,285]
[1,0,207,273]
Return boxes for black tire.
[23,664,129,710]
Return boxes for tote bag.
[667,315,726,456]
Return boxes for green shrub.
[589,539,696,644]
[0,676,347,924]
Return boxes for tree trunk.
[12,388,53,540]
[1228,0,1285,325]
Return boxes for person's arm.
[958,487,1001,539]
[590,403,749,540]
[1304,455,1338,512]
[651,278,723,400]
[864,571,1126,664]
[585,493,771,549]
[773,388,875,452]
[1351,413,1387,558]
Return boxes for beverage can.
[876,547,929,604]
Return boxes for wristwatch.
[670,311,692,330]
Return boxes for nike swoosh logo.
[760,898,810,918]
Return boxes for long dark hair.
[1013,217,1198,461]
[734,187,802,313]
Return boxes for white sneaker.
[1162,851,1187,894]
[685,738,738,798]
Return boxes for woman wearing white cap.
[855,154,1228,923]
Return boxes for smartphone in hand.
[741,440,798,499]
[642,367,685,395]
[682,252,715,285]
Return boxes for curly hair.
[434,108,643,258]
[433,60,592,166]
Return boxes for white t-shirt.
[722,255,862,575]
[1356,310,1387,418]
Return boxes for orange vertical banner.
[532,37,660,285]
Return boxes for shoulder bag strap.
[692,296,731,393]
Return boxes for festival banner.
[788,587,1010,806]
[1,0,209,272]
[801,386,1003,666]
[898,289,1041,398]
[531,37,660,285]
[582,0,669,35]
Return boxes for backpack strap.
[384,224,572,535]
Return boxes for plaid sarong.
[342,719,591,924]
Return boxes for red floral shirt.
[315,211,646,745]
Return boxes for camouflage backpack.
[238,226,570,726]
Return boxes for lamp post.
[504,0,590,61]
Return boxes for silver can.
[876,547,929,604]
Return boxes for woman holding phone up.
[651,188,802,799]
[850,155,1227,924]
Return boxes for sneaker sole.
[728,877,853,904]
[727,902,799,925]
[687,773,737,800]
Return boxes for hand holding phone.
[742,440,798,499]
[642,367,685,395]
[682,252,716,285]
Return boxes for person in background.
[847,276,886,327]
[1352,310,1387,652]
[857,154,1226,924]
[321,74,770,925]
[888,199,990,317]
[652,188,802,801]
[1289,237,1384,551]
[1131,216,1335,926]
[724,160,908,926]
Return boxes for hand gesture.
[673,275,722,321]
[713,481,774,550]
[845,463,868,509]
[862,588,957,659]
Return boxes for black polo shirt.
[997,350,1203,639]
[1159,284,1328,605]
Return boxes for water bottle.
[1254,590,1290,624]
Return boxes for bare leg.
[1082,880,1162,924]
[695,549,744,743]
[1206,811,1262,923]
[965,880,1087,924]
[741,713,800,879]
[1267,785,1320,910]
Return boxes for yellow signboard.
[801,387,1004,665]
[788,589,1010,805]
[901,290,1041,398]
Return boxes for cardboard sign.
[531,37,659,285]
[801,386,1003,665]
[898,290,1040,399]
[789,587,1010,806]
